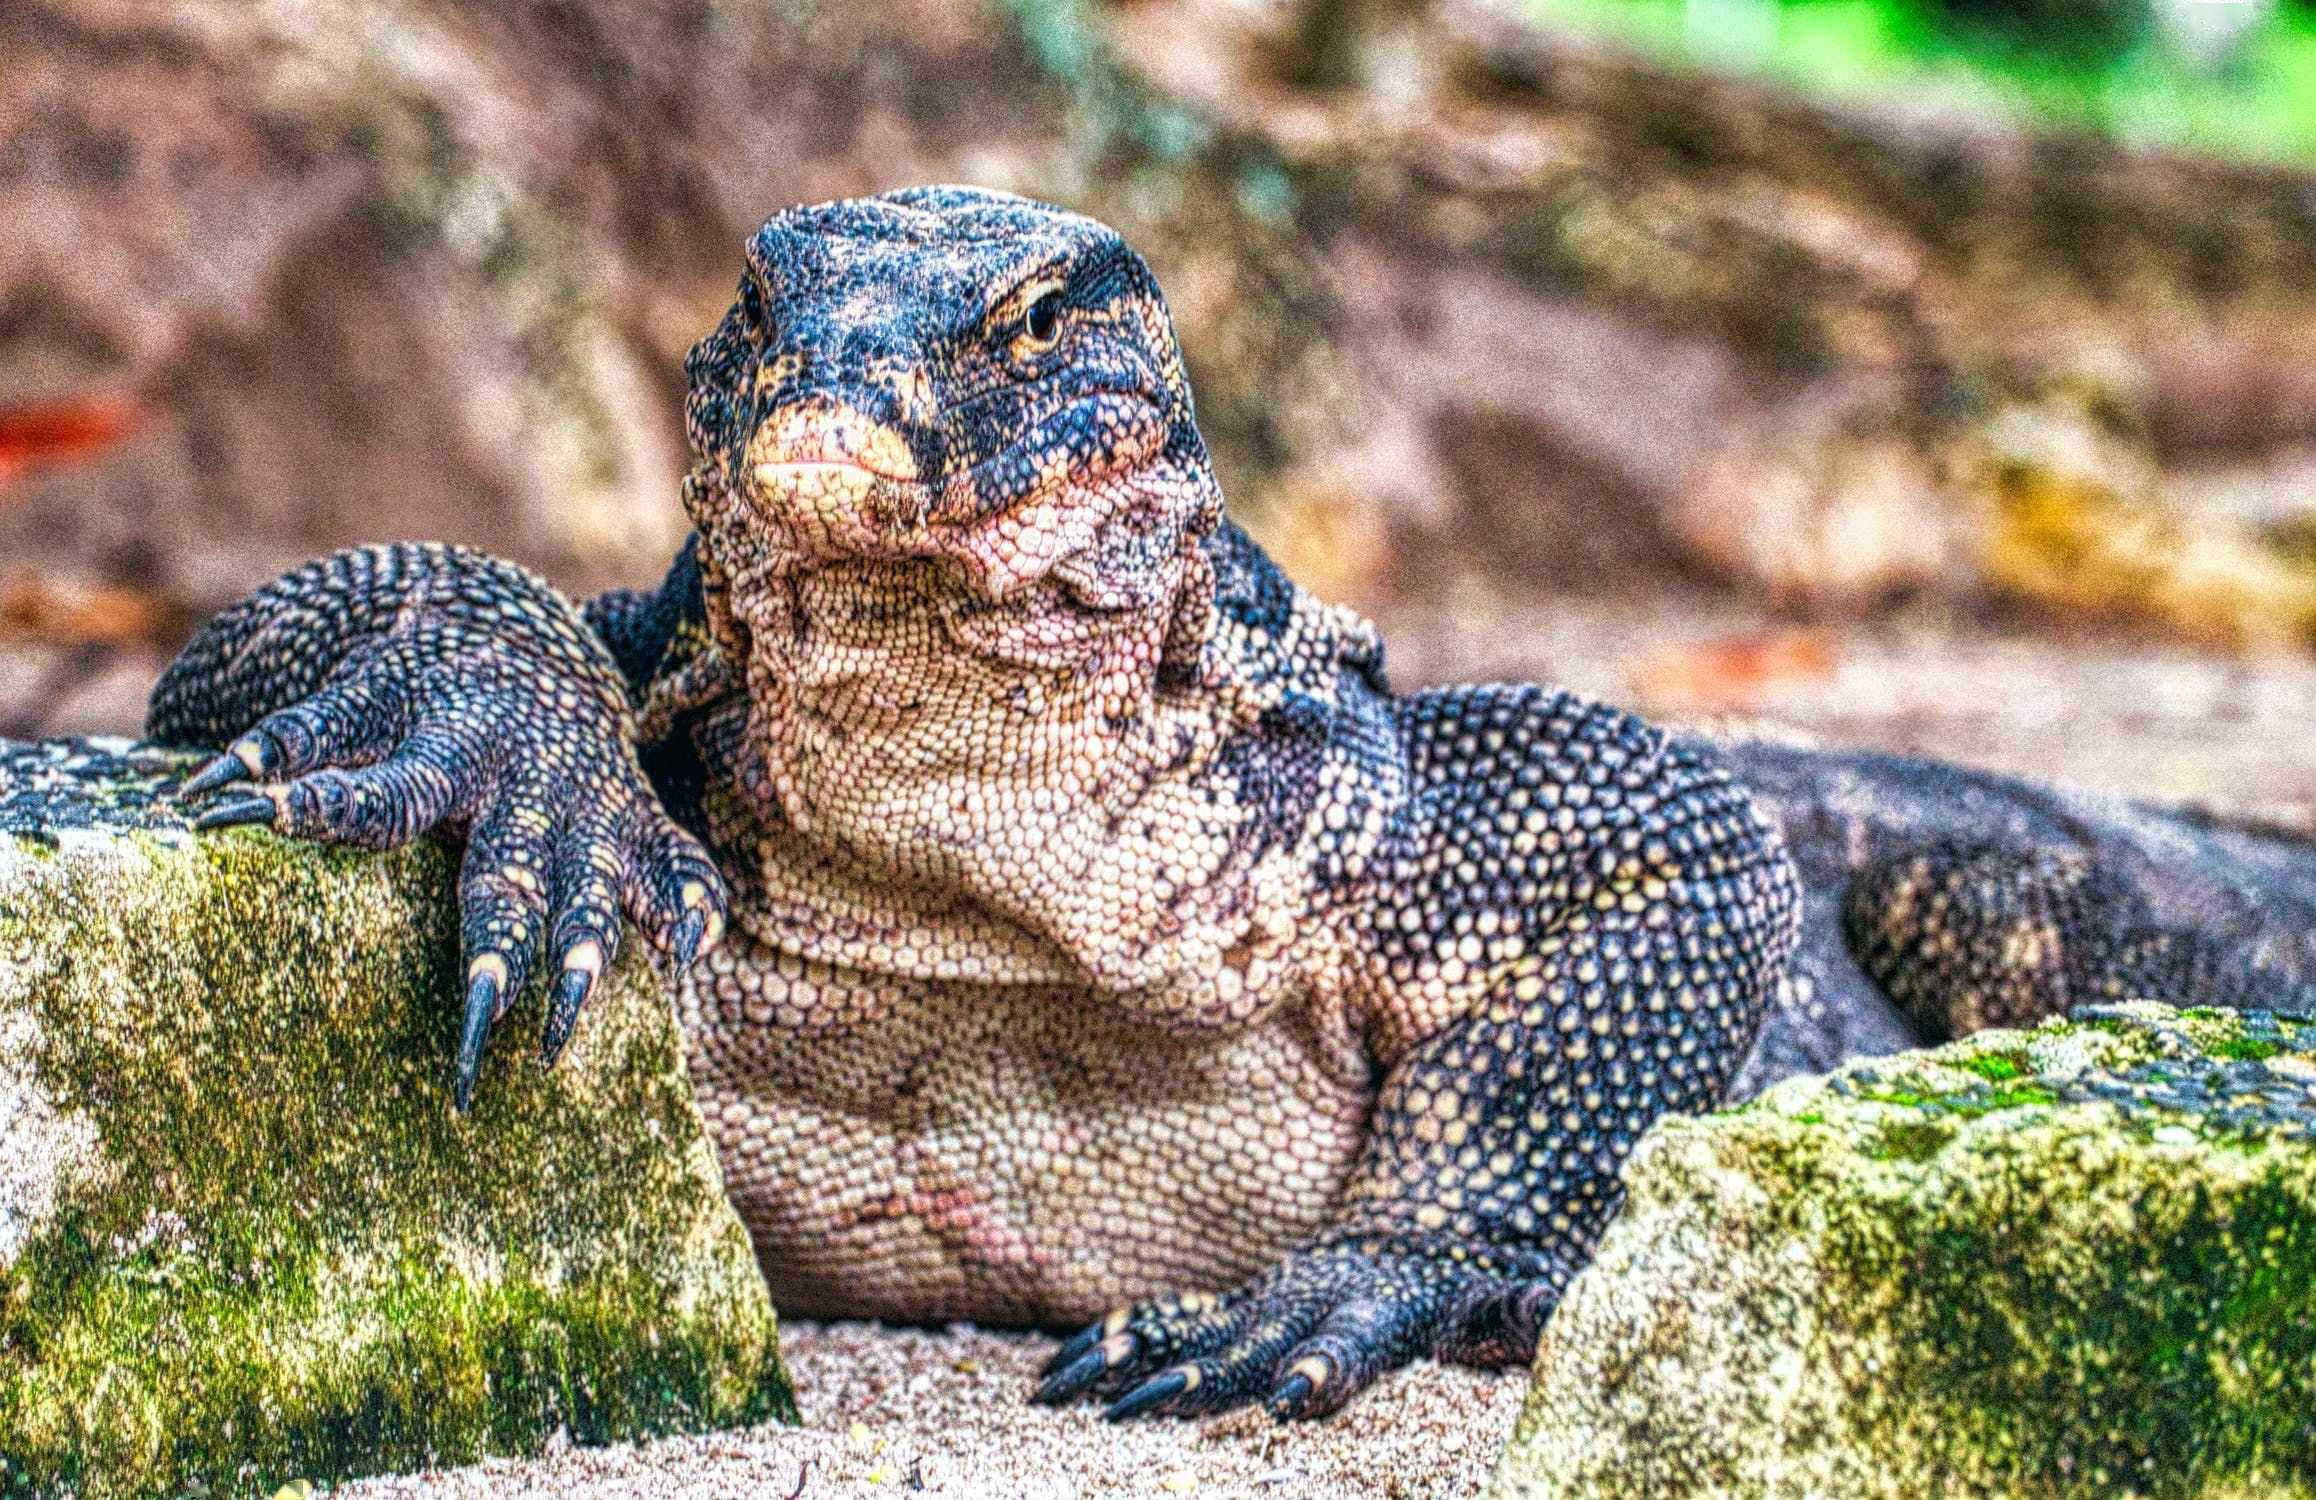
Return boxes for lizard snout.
[752,395,924,482]
[742,395,935,554]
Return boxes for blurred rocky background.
[4,0,2312,801]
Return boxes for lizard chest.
[669,931,1377,1324]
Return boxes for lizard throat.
[723,552,1214,848]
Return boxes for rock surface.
[1488,1001,2316,1500]
[0,738,792,1500]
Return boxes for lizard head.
[681,186,1225,688]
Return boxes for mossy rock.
[0,739,794,1500]
[1489,1002,2316,1499]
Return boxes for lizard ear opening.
[1158,541,1223,692]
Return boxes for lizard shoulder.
[1349,684,1800,1057]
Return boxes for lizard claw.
[454,968,502,1113]
[179,751,254,799]
[1032,1351,1104,1407]
[1104,1368,1192,1422]
[191,793,277,831]
[1032,1331,1133,1406]
[1265,1371,1316,1420]
[1041,1320,1107,1377]
[541,966,594,1067]
[673,904,709,969]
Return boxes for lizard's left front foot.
[1033,1234,1568,1421]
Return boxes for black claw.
[191,794,276,832]
[1103,1370,1190,1422]
[541,967,592,1067]
[1266,1372,1314,1420]
[179,753,251,799]
[673,906,708,967]
[1043,1322,1104,1378]
[1032,1348,1111,1406]
[454,971,500,1112]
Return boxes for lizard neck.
[685,526,1385,995]
[737,554,1216,840]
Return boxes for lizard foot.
[1033,1233,1568,1421]
[172,638,726,1108]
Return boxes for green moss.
[1493,1003,2316,1499]
[1957,1049,2030,1082]
[7,1251,785,1497]
[1838,1153,2315,1492]
[1852,1084,1931,1107]
[1979,1083,2060,1110]
[1869,1117,1953,1162]
[0,759,792,1500]
[1852,1075,2058,1117]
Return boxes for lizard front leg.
[1038,687,1801,1419]
[149,542,728,1105]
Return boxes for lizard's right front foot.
[158,594,726,1109]
[1034,1233,1569,1422]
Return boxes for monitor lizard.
[147,186,2315,1422]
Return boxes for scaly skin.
[145,187,2312,1422]
[1719,739,2316,1098]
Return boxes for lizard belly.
[675,950,1375,1325]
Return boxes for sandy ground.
[334,1321,1527,1499]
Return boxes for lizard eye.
[1014,287,1066,358]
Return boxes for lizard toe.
[1068,1234,1574,1421]
[618,805,728,968]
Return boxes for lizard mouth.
[739,390,1170,582]
[749,395,926,482]
[745,460,912,558]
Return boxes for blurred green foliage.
[999,0,1211,161]
[1933,0,2152,63]
[1535,0,2316,164]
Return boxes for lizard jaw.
[734,393,1185,603]
[746,459,940,560]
